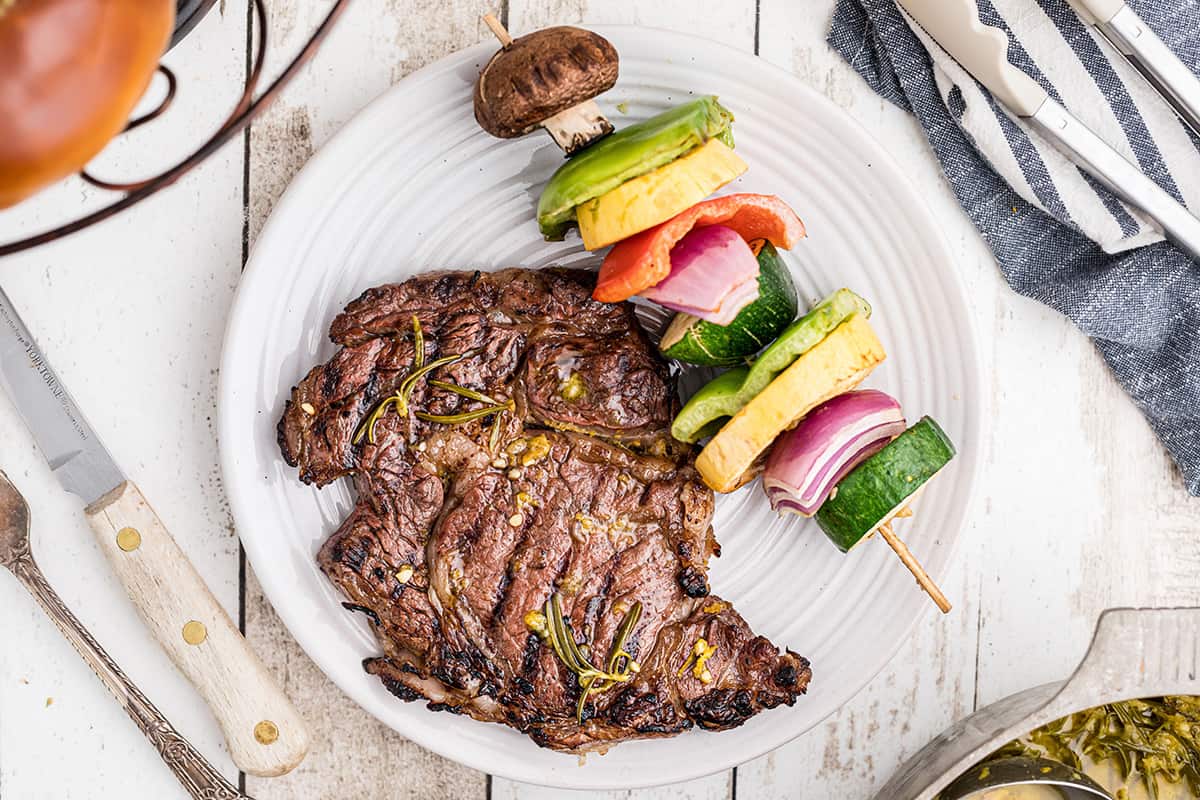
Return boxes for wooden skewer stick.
[483,13,514,47]
[878,521,952,614]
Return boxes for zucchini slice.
[815,417,956,552]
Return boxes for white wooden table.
[1,2,1197,798]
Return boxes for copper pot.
[0,0,187,208]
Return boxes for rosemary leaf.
[489,408,505,454]
[398,352,466,413]
[352,346,466,445]
[354,394,402,445]
[429,379,501,406]
[414,405,505,425]
[577,675,597,724]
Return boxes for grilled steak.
[279,268,811,752]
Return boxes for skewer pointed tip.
[878,521,952,614]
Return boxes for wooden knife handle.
[85,481,309,777]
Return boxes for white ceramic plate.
[219,26,984,789]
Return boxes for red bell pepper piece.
[593,193,805,303]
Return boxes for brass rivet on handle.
[116,527,141,552]
[181,620,207,645]
[254,720,280,745]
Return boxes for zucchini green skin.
[659,241,799,367]
[670,288,872,443]
[536,96,735,240]
[815,417,956,552]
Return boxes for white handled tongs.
[1072,0,1200,138]
[896,0,1200,263]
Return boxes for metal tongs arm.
[1073,0,1200,138]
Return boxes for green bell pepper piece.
[536,96,735,241]
[670,288,873,443]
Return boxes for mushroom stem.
[878,521,952,614]
[483,13,513,47]
[542,100,614,156]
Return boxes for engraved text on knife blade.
[0,301,92,446]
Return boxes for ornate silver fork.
[0,469,250,800]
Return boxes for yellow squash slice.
[575,138,748,251]
[695,314,887,493]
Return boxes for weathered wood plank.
[241,1,496,798]
[490,774,733,800]
[0,7,250,799]
[506,0,756,41]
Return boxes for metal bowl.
[939,756,1113,800]
[875,607,1200,800]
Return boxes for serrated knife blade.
[0,286,124,504]
[896,0,1200,263]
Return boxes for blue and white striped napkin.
[829,0,1200,495]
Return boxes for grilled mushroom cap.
[474,26,618,139]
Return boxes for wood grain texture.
[86,481,309,777]
[3,1,1200,798]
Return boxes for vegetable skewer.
[467,24,961,613]
[482,12,512,45]
[763,391,953,612]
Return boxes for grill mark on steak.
[280,268,810,753]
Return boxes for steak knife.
[0,286,309,777]
[896,0,1200,263]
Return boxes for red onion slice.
[640,224,760,324]
[650,273,760,325]
[762,390,906,517]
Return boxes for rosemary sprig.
[489,408,505,454]
[411,315,424,369]
[540,593,642,723]
[352,351,467,445]
[395,353,467,417]
[417,373,513,426]
[353,394,404,446]
[351,313,507,443]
